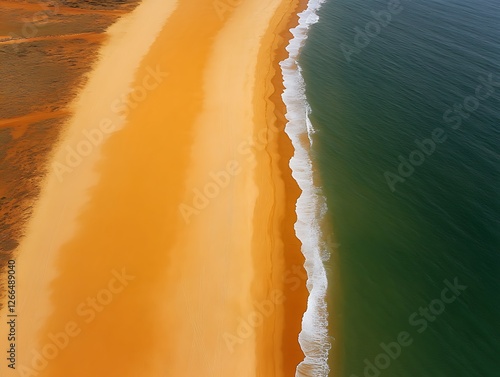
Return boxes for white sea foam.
[279,0,331,376]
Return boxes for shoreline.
[280,0,332,375]
[252,0,311,374]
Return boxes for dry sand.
[1,0,307,375]
[0,0,141,293]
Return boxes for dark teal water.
[301,0,500,376]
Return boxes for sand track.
[0,110,70,128]
[0,31,105,45]
[0,1,127,15]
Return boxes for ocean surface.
[294,0,500,375]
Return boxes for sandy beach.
[0,0,139,280]
[1,0,308,375]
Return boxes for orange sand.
[2,0,307,375]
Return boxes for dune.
[1,0,307,375]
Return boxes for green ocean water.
[300,0,500,376]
